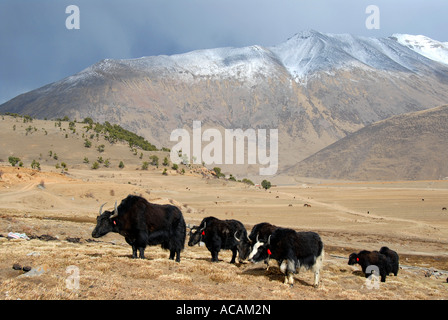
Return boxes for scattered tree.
[149,155,159,167]
[84,139,92,148]
[31,160,40,170]
[242,178,254,186]
[261,179,272,190]
[8,156,20,167]
[213,167,225,179]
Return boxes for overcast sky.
[1,0,447,104]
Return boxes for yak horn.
[110,201,119,219]
[256,234,259,242]
[234,231,241,242]
[98,203,107,216]
[267,235,271,245]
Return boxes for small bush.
[8,156,21,167]
[31,160,41,170]
[261,179,272,190]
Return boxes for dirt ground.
[0,165,447,300]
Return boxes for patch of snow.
[392,34,448,65]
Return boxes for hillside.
[0,114,170,172]
[285,105,448,181]
[1,31,448,178]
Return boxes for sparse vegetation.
[8,156,21,167]
[84,139,92,148]
[97,144,105,153]
[92,121,158,151]
[31,159,41,170]
[149,155,159,167]
[242,178,254,186]
[213,167,225,179]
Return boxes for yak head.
[248,235,271,263]
[91,202,119,238]
[348,253,360,265]
[233,230,252,260]
[188,224,205,246]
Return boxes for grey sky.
[1,0,447,104]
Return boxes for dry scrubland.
[0,115,447,300]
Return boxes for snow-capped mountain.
[69,30,448,87]
[391,33,448,65]
[1,30,448,178]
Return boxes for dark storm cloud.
[1,0,447,104]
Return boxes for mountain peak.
[287,29,323,41]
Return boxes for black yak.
[92,195,186,262]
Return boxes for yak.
[92,195,186,262]
[348,250,391,282]
[188,216,251,263]
[379,246,399,276]
[249,227,324,287]
[248,222,278,269]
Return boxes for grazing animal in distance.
[188,216,251,263]
[249,227,324,287]
[91,195,186,262]
[348,250,391,282]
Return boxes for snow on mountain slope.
[392,34,448,65]
[269,30,442,82]
[67,30,447,87]
[108,45,285,85]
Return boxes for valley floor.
[0,165,447,300]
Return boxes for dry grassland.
[0,166,447,300]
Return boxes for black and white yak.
[248,227,324,287]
